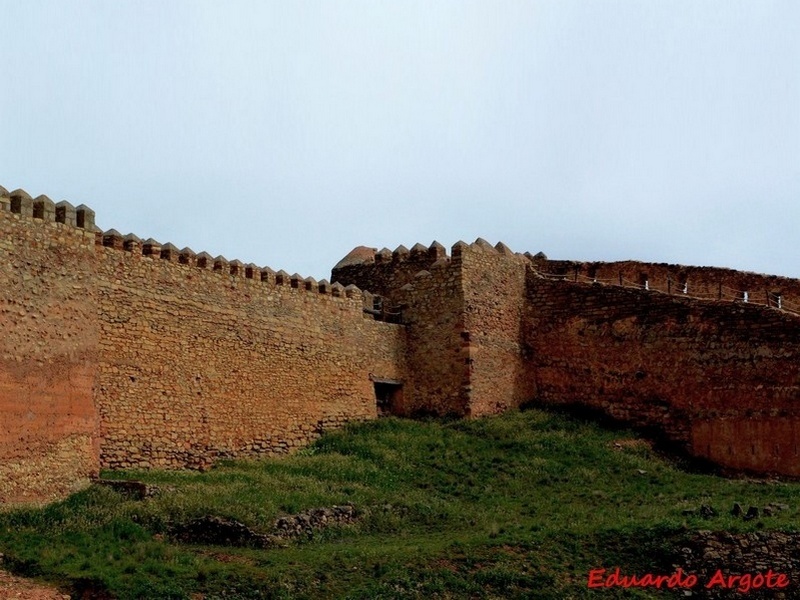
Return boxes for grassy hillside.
[1,408,799,599]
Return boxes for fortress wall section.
[331,242,448,304]
[394,257,468,417]
[525,275,800,475]
[95,245,406,470]
[458,243,534,417]
[335,240,537,418]
[0,204,99,505]
[538,258,800,306]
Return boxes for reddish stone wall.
[0,202,99,505]
[525,274,800,474]
[0,189,407,502]
[538,258,800,311]
[95,242,405,470]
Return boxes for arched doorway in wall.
[371,375,403,416]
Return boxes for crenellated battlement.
[1,184,380,315]
[331,237,529,299]
[534,257,800,316]
[334,241,449,270]
[94,228,376,314]
[1,186,96,233]
[331,240,458,317]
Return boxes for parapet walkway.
[538,270,800,317]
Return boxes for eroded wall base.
[0,434,95,507]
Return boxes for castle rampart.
[0,187,405,503]
[334,239,536,418]
[94,235,405,471]
[5,183,800,506]
[393,250,466,416]
[334,237,800,476]
[524,273,800,474]
[537,258,800,312]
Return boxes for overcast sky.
[2,1,798,279]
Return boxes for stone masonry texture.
[0,202,98,505]
[525,275,800,473]
[5,184,800,506]
[95,243,405,470]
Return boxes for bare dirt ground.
[0,569,70,599]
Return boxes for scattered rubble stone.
[171,515,278,548]
[680,505,716,519]
[170,504,359,548]
[680,530,800,599]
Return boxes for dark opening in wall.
[373,379,403,417]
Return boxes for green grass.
[2,408,800,599]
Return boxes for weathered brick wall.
[459,241,534,417]
[0,192,99,505]
[525,274,800,474]
[95,239,406,469]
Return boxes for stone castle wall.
[334,239,800,476]
[95,237,405,470]
[393,250,467,416]
[0,192,99,504]
[525,274,800,474]
[538,258,800,310]
[7,181,800,506]
[458,241,534,417]
[333,241,473,417]
[333,240,537,418]
[0,187,406,503]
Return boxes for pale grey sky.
[2,1,798,279]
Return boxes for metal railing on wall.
[537,271,800,317]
